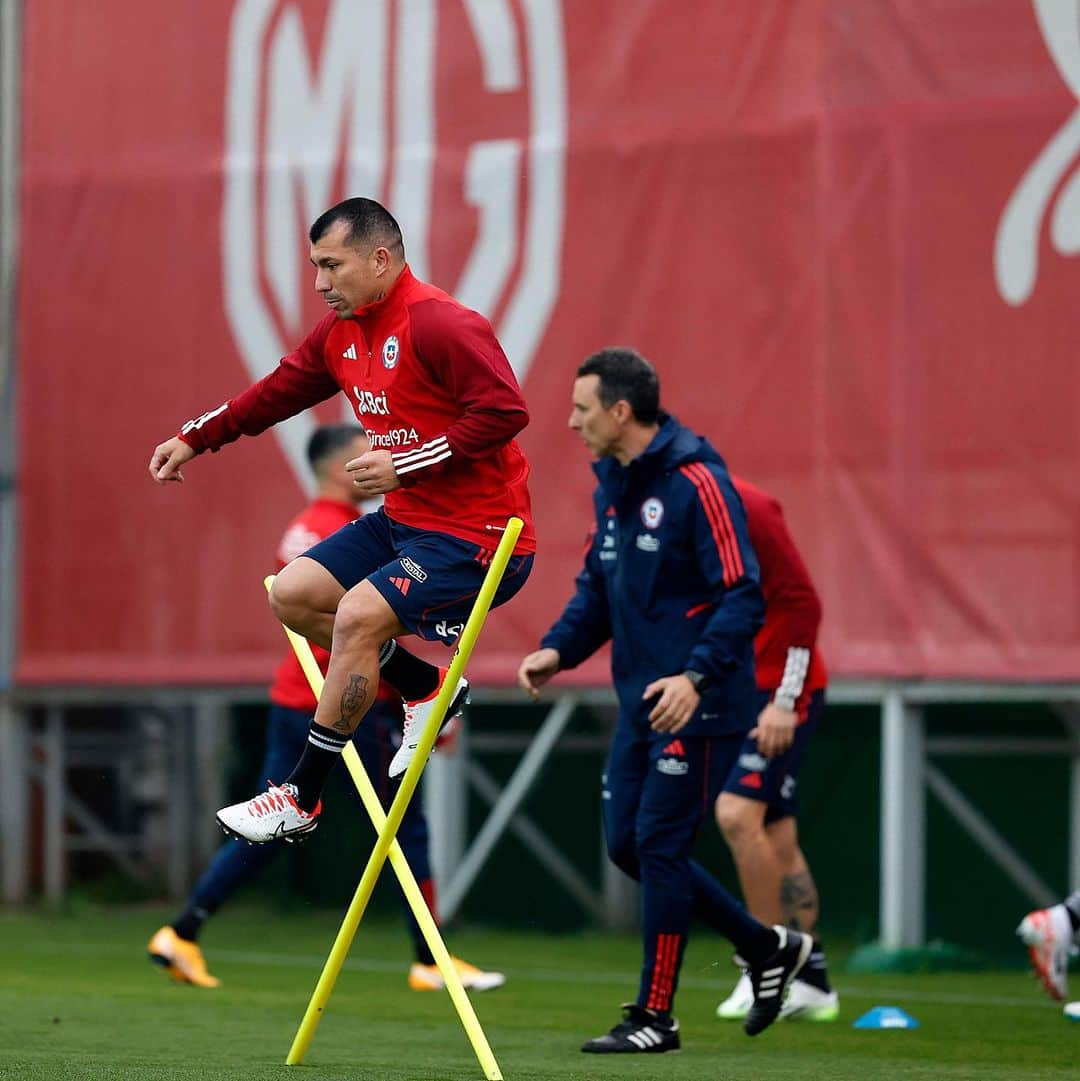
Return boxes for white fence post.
[880,688,924,948]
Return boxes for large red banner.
[15,1,1080,686]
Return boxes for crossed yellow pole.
[263,515,521,1077]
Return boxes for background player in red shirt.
[714,478,837,1022]
[149,198,534,844]
[147,425,503,992]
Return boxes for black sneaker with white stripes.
[744,926,813,1036]
[581,1003,680,1054]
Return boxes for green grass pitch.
[0,906,1074,1080]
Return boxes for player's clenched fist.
[345,448,400,496]
[149,436,196,484]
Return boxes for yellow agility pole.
[261,576,503,1080]
[282,514,523,1072]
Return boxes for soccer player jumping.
[149,198,534,844]
[148,425,503,993]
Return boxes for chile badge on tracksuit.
[542,414,764,738]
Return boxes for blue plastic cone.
[853,1005,919,1029]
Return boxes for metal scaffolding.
[4,680,1077,951]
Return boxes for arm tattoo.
[333,674,369,732]
[779,871,818,932]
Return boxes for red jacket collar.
[351,264,414,319]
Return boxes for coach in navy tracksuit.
[518,348,811,1052]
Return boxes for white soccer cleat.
[389,668,470,779]
[1065,1000,1080,1021]
[780,979,839,1021]
[715,970,753,1020]
[215,782,321,844]
[1017,905,1072,1002]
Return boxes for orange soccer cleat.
[147,925,220,988]
[408,955,505,992]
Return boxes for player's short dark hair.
[309,197,405,257]
[577,348,660,425]
[306,424,365,473]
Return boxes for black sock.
[1065,892,1080,933]
[740,926,782,965]
[379,640,440,701]
[284,722,349,811]
[797,938,831,992]
[172,906,209,943]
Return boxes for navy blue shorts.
[303,507,533,645]
[721,689,825,824]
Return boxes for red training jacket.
[733,477,827,721]
[179,266,535,553]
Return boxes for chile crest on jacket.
[566,416,763,736]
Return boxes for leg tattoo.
[780,871,818,933]
[333,674,369,733]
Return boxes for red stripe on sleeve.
[679,465,717,562]
[694,462,745,583]
[680,464,743,585]
[681,464,737,579]
[709,470,746,581]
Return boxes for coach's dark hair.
[577,348,660,425]
[309,197,405,257]
[306,424,365,473]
